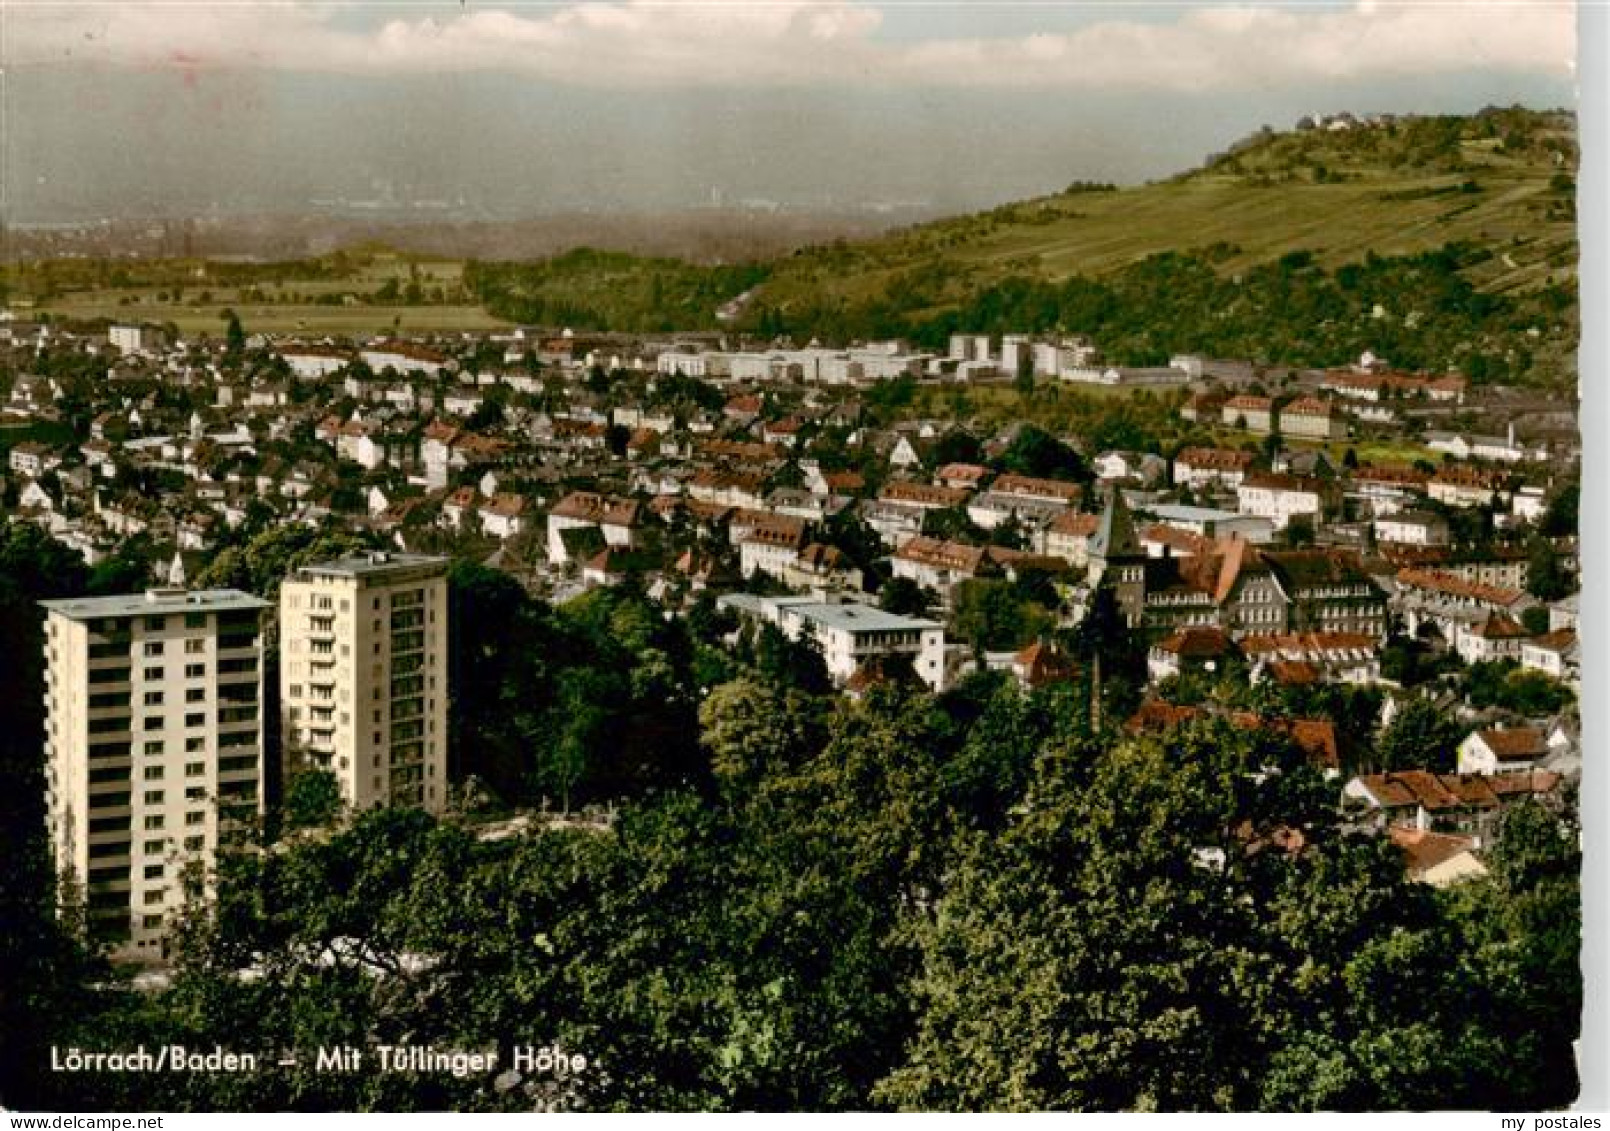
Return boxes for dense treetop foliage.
[466,249,768,333]
[0,526,1579,1111]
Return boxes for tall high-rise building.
[41,588,270,954]
[279,552,449,813]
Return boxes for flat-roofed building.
[718,593,946,691]
[42,587,271,954]
[280,553,449,814]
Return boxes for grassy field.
[33,300,511,336]
[16,251,511,336]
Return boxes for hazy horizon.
[0,2,1578,226]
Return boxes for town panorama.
[0,104,1585,1112]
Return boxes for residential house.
[1522,629,1578,683]
[1429,465,1510,509]
[1455,610,1532,665]
[1147,627,1236,683]
[1387,827,1489,887]
[1348,465,1430,516]
[781,543,864,593]
[879,481,972,513]
[1240,631,1381,684]
[1237,473,1332,531]
[1043,511,1100,567]
[739,517,809,580]
[891,537,996,604]
[1221,395,1274,433]
[1343,768,1560,843]
[1375,510,1451,547]
[1173,447,1254,491]
[934,463,991,492]
[1009,640,1078,690]
[1279,397,1346,440]
[547,492,644,564]
[478,494,530,540]
[1093,450,1168,485]
[1458,727,1550,775]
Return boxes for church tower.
[1087,488,1148,628]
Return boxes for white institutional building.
[280,553,450,814]
[42,588,271,954]
[717,593,946,691]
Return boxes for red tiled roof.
[1528,629,1577,652]
[1353,464,1429,487]
[1468,612,1531,640]
[1048,511,1100,537]
[880,482,972,508]
[1175,447,1253,471]
[1154,627,1234,658]
[991,474,1082,503]
[1240,631,1377,656]
[1388,827,1482,876]
[1472,727,1548,761]
[480,493,527,518]
[895,536,989,574]
[1141,524,1215,558]
[1241,472,1325,493]
[1124,701,1202,733]
[1268,661,1321,685]
[1396,568,1525,607]
[1014,640,1077,687]
[1431,465,1509,489]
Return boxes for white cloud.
[1,1,1576,90]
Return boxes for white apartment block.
[1375,511,1451,547]
[42,588,270,955]
[109,324,163,356]
[280,553,449,814]
[1237,475,1324,531]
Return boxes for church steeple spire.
[1090,486,1142,563]
[1087,487,1148,628]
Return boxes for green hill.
[750,107,1576,314]
[728,107,1577,387]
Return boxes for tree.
[927,428,982,468]
[1282,515,1316,548]
[0,524,95,1105]
[753,622,832,697]
[282,767,344,832]
[699,677,823,796]
[222,309,246,364]
[997,425,1087,482]
[879,576,937,617]
[86,534,156,594]
[1525,535,1571,601]
[1375,697,1464,773]
[949,579,1051,655]
[1540,483,1578,536]
[877,718,1354,1111]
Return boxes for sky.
[0,1,1579,223]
